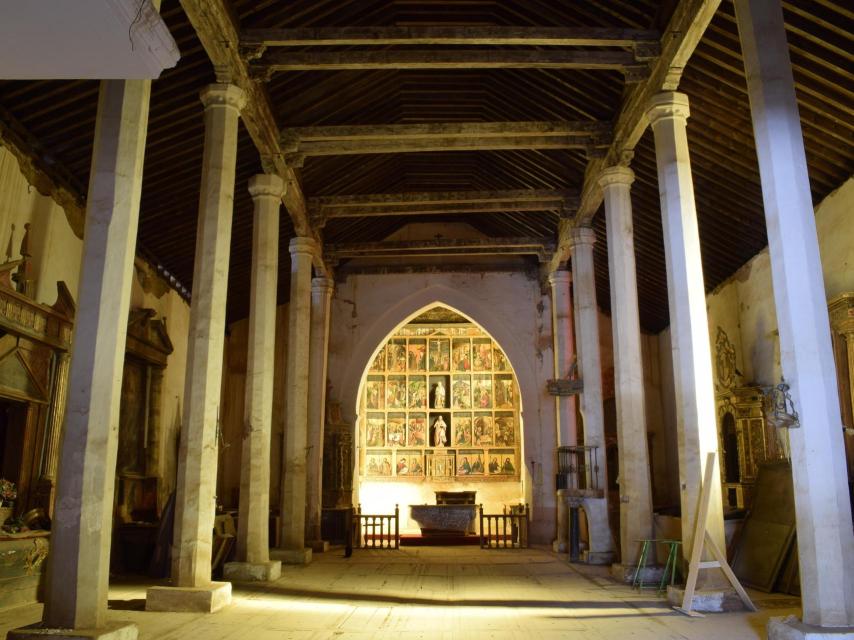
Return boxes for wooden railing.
[351,504,400,550]
[556,445,600,492]
[479,504,529,549]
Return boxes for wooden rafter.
[326,237,555,261]
[242,26,661,49]
[550,0,723,272]
[310,189,578,220]
[177,0,316,241]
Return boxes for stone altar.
[409,504,477,535]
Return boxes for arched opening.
[353,304,525,534]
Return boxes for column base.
[552,540,567,553]
[270,547,312,565]
[223,560,281,582]
[667,585,746,612]
[145,581,232,613]
[580,550,614,565]
[307,539,330,553]
[8,621,137,640]
[610,562,666,584]
[768,616,854,639]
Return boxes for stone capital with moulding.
[598,166,635,189]
[548,270,572,287]
[645,91,691,128]
[568,226,597,249]
[248,173,285,201]
[199,83,246,114]
[289,236,319,258]
[311,276,334,295]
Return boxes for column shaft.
[280,237,317,552]
[171,84,245,588]
[43,79,151,630]
[549,270,577,447]
[236,174,284,566]
[646,93,726,581]
[735,0,854,626]
[600,166,654,566]
[306,277,334,543]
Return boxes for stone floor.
[0,546,800,639]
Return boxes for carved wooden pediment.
[126,308,173,367]
[0,345,48,404]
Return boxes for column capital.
[248,174,285,200]
[598,166,635,189]
[311,276,335,295]
[200,83,246,114]
[289,236,318,257]
[569,226,597,249]
[645,91,690,127]
[548,270,572,287]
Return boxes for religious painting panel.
[366,413,386,447]
[452,375,472,409]
[452,338,472,372]
[429,338,450,371]
[369,346,386,372]
[396,450,424,477]
[386,413,406,447]
[366,450,392,477]
[386,375,406,409]
[457,449,485,476]
[493,346,510,372]
[494,375,515,409]
[407,413,426,446]
[387,339,407,373]
[473,412,493,446]
[366,376,385,410]
[407,376,427,409]
[472,374,492,409]
[453,413,472,447]
[472,339,493,371]
[407,339,426,372]
[487,449,517,476]
[494,413,515,447]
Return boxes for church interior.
[0,1,852,639]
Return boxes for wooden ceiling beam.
[178,0,316,240]
[311,188,576,206]
[326,236,555,260]
[242,26,661,48]
[549,0,723,273]
[252,50,649,78]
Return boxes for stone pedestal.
[600,166,654,568]
[16,79,153,640]
[270,547,313,565]
[8,621,138,640]
[579,497,614,565]
[223,560,282,583]
[146,83,244,612]
[667,586,745,613]
[235,173,284,575]
[646,92,726,589]
[610,563,665,585]
[146,582,231,613]
[734,0,854,628]
[306,277,334,546]
[767,616,854,640]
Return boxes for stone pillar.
[224,174,285,583]
[600,166,655,575]
[735,0,854,632]
[26,79,152,639]
[549,270,578,447]
[646,92,727,595]
[569,226,614,565]
[305,276,334,549]
[273,236,317,565]
[146,83,245,613]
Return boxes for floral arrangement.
[0,478,16,507]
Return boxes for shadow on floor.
[108,598,147,611]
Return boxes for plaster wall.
[327,270,557,543]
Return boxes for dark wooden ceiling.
[0,0,850,332]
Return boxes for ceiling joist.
[326,237,555,261]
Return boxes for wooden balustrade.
[351,504,400,549]
[479,504,529,549]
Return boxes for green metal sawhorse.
[632,539,682,594]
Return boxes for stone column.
[646,92,727,596]
[548,269,576,554]
[600,166,655,576]
[735,0,854,632]
[569,226,614,565]
[146,83,245,613]
[273,236,317,565]
[549,270,578,447]
[33,79,152,638]
[305,276,334,549]
[224,174,285,583]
